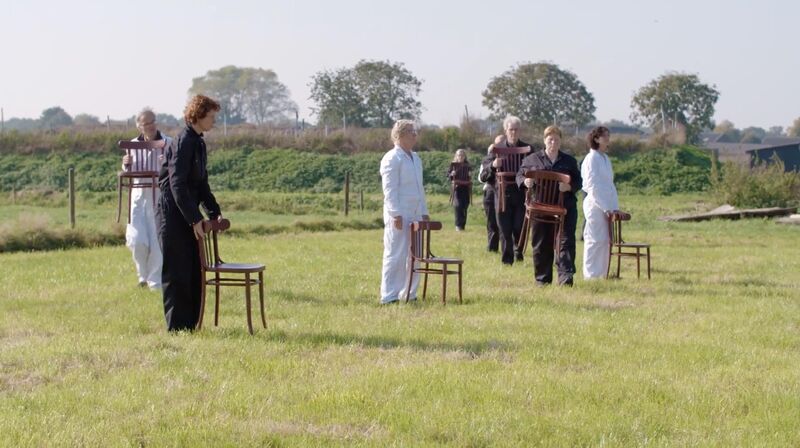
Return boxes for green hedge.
[0,145,712,196]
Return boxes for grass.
[1,193,799,446]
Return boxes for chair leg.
[116,178,123,223]
[245,273,253,335]
[458,264,463,304]
[606,242,612,279]
[442,265,447,305]
[259,271,266,328]
[197,271,206,330]
[127,185,133,224]
[647,247,651,280]
[422,262,429,300]
[616,249,622,278]
[404,260,414,303]
[636,248,641,279]
[214,272,221,326]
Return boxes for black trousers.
[531,206,578,284]
[483,189,499,252]
[495,186,525,265]
[157,192,203,332]
[453,186,469,229]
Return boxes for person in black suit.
[156,94,223,331]
[517,125,582,286]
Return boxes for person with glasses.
[122,108,171,290]
[479,116,533,265]
[379,120,429,305]
[157,95,223,331]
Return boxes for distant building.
[746,144,800,172]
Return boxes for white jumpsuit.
[581,149,619,279]
[125,135,171,289]
[379,146,428,303]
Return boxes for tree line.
[4,60,800,143]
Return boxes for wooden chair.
[404,221,463,305]
[448,162,472,206]
[117,140,166,223]
[518,170,571,257]
[197,219,266,334]
[490,146,530,212]
[606,211,651,279]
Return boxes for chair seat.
[527,202,566,215]
[120,171,158,177]
[616,243,650,248]
[210,262,265,273]
[419,256,463,264]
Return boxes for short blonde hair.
[391,120,417,143]
[543,125,562,139]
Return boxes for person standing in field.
[447,148,471,231]
[480,116,533,265]
[581,126,619,279]
[157,95,223,331]
[517,125,582,286]
[478,141,501,252]
[123,108,171,290]
[379,120,429,305]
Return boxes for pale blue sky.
[2,0,798,129]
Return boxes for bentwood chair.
[606,211,651,279]
[490,146,530,212]
[404,221,463,305]
[116,139,166,223]
[517,170,571,257]
[197,219,266,334]
[448,162,472,206]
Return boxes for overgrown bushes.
[613,145,712,194]
[712,160,800,208]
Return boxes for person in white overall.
[581,126,618,279]
[122,109,172,290]
[379,120,429,304]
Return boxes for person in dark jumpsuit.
[517,125,582,286]
[156,94,223,331]
[447,148,471,231]
[479,116,533,265]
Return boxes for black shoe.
[535,281,550,287]
[138,281,147,288]
[559,278,574,287]
[515,252,524,262]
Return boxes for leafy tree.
[189,66,296,125]
[482,62,596,128]
[630,72,719,143]
[73,114,102,127]
[309,60,422,128]
[39,106,73,130]
[714,120,741,143]
[740,126,766,143]
[766,126,784,137]
[788,117,800,137]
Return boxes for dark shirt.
[159,124,221,225]
[479,139,532,185]
[516,150,583,209]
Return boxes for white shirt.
[379,146,428,223]
[581,149,618,212]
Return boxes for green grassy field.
[1,193,798,446]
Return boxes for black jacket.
[158,125,221,225]
[516,150,582,209]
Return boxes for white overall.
[581,149,618,279]
[379,146,428,303]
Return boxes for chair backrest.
[410,220,443,260]
[449,162,471,183]
[491,146,531,183]
[119,140,167,174]
[524,170,571,206]
[198,219,232,269]
[606,211,631,245]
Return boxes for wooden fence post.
[344,172,350,216]
[68,168,75,229]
